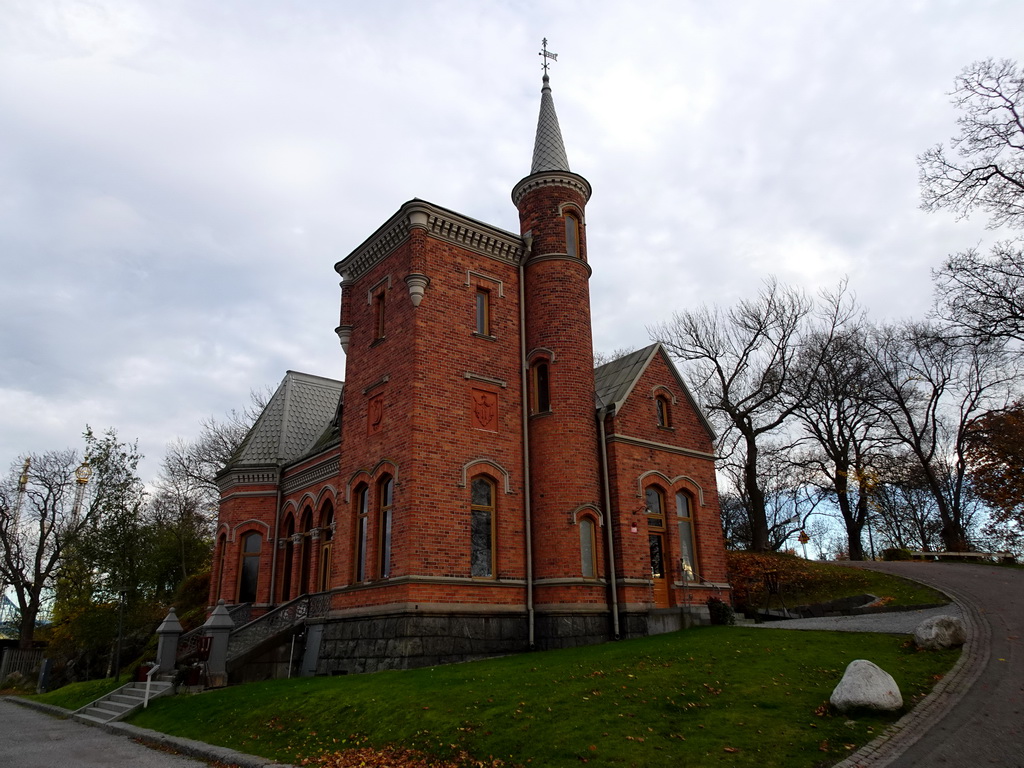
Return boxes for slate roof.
[227,371,344,469]
[594,344,659,411]
[530,75,571,173]
[594,343,716,439]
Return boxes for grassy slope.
[129,627,957,768]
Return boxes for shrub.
[882,547,913,561]
[706,597,735,626]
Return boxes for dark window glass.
[649,534,665,578]
[565,213,579,258]
[238,532,261,603]
[471,476,495,577]
[475,290,490,335]
[355,486,368,582]
[534,362,550,413]
[379,476,394,578]
[580,518,596,578]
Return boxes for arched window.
[299,506,313,594]
[354,484,369,582]
[565,212,580,258]
[281,515,295,601]
[470,475,496,578]
[319,502,334,592]
[378,476,394,579]
[373,288,386,340]
[531,361,551,414]
[579,517,597,578]
[214,534,227,602]
[238,531,262,603]
[655,395,671,428]
[676,492,699,581]
[645,486,669,607]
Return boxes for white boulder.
[914,614,966,650]
[830,659,903,713]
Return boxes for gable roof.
[594,343,716,439]
[225,370,344,470]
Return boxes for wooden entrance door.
[649,532,670,608]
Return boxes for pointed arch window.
[565,212,580,258]
[281,515,295,601]
[378,475,394,579]
[319,502,334,592]
[354,484,369,582]
[238,531,262,604]
[214,534,227,602]
[299,506,313,595]
[531,361,551,414]
[656,395,671,428]
[471,475,496,578]
[579,517,597,578]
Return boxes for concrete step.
[73,712,109,725]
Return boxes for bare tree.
[918,59,1024,229]
[934,239,1024,344]
[921,59,1024,344]
[651,278,850,551]
[867,322,1019,551]
[790,325,893,560]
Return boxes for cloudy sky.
[1,0,1020,483]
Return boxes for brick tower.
[513,68,607,641]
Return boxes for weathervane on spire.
[539,38,557,75]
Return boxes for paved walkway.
[0,698,211,768]
[778,561,1023,768]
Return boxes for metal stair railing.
[176,602,251,664]
[226,592,332,665]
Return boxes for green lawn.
[31,676,124,710]
[128,627,957,768]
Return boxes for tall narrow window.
[238,531,262,603]
[378,476,394,579]
[580,517,597,578]
[532,361,551,413]
[565,213,580,258]
[215,534,227,602]
[475,289,490,336]
[281,516,295,601]
[471,476,495,577]
[299,507,313,595]
[373,289,386,340]
[354,485,368,582]
[319,504,334,592]
[656,395,671,428]
[645,485,669,607]
[677,492,699,581]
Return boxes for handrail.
[177,602,251,663]
[226,592,331,664]
[143,663,160,709]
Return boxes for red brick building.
[210,70,730,675]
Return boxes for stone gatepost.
[156,607,184,672]
[204,599,235,687]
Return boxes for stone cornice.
[605,433,717,461]
[511,170,592,206]
[217,467,279,492]
[281,455,339,496]
[335,200,526,280]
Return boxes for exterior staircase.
[72,674,175,725]
[224,592,331,674]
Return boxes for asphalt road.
[0,699,211,768]
[846,561,1023,768]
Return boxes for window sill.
[656,425,675,433]
[370,337,386,348]
[472,332,497,342]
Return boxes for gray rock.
[830,659,903,713]
[914,614,966,650]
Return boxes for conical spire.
[530,74,571,174]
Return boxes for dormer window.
[565,212,580,258]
